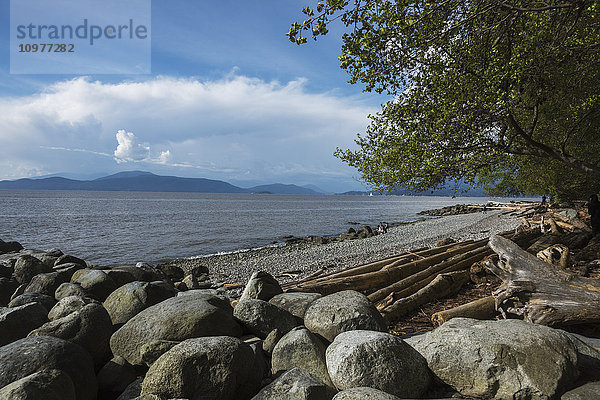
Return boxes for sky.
[0,0,387,193]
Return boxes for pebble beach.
[171,210,522,286]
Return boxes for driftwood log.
[379,270,470,324]
[288,239,485,295]
[431,296,497,327]
[486,235,600,326]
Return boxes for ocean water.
[0,190,515,265]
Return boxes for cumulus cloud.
[0,75,378,191]
[114,130,150,163]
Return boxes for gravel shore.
[170,210,521,287]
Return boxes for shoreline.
[167,210,521,289]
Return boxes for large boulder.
[561,381,600,400]
[332,387,401,400]
[97,356,137,395]
[141,336,258,400]
[0,336,97,400]
[8,292,56,312]
[47,295,97,320]
[110,292,243,365]
[406,318,579,399]
[103,281,176,326]
[111,264,164,282]
[54,254,86,268]
[24,271,70,296]
[55,282,88,300]
[139,340,180,367]
[252,367,337,400]
[29,302,113,368]
[234,299,298,339]
[239,271,283,302]
[326,330,430,398]
[0,369,76,400]
[13,255,52,284]
[269,292,322,319]
[304,290,386,342]
[0,303,48,346]
[71,269,118,301]
[0,240,23,254]
[272,326,333,387]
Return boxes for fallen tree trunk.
[374,249,489,310]
[369,245,491,305]
[431,296,497,327]
[486,235,600,326]
[292,239,487,295]
[380,270,470,324]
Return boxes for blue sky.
[0,0,387,192]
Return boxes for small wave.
[189,242,286,259]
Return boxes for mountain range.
[0,171,324,195]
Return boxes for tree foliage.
[289,1,600,200]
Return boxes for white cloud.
[114,130,149,163]
[0,75,378,191]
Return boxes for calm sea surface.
[0,190,518,265]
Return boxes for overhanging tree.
[288,1,600,199]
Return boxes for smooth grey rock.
[240,271,283,302]
[252,367,336,400]
[52,263,85,280]
[24,271,70,296]
[54,254,86,268]
[269,292,322,319]
[112,265,163,282]
[406,318,579,400]
[110,293,242,365]
[105,268,137,287]
[116,378,143,400]
[304,290,386,342]
[332,387,401,400]
[55,282,88,300]
[48,295,97,320]
[272,326,333,387]
[103,281,176,325]
[97,356,137,394]
[561,381,600,399]
[140,340,180,367]
[0,303,48,346]
[13,255,52,285]
[0,336,97,400]
[8,292,56,312]
[71,269,118,301]
[0,369,76,400]
[29,302,113,367]
[0,240,23,254]
[234,299,298,339]
[141,336,257,400]
[326,330,430,398]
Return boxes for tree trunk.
[486,235,600,326]
[431,296,497,327]
[369,245,491,305]
[291,239,487,295]
[380,270,470,324]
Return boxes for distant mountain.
[247,183,322,195]
[0,171,322,195]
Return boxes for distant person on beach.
[377,222,388,234]
[541,195,547,206]
[589,195,600,236]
